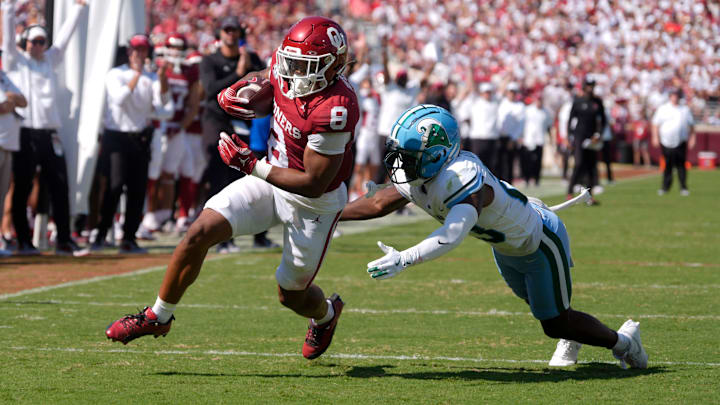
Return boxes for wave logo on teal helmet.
[417,118,450,149]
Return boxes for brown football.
[236,78,274,118]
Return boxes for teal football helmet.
[384,104,461,184]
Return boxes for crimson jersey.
[165,65,199,130]
[267,54,359,192]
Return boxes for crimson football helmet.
[275,16,348,99]
[164,33,187,73]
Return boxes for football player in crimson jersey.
[106,17,359,361]
[174,50,208,233]
[141,33,203,237]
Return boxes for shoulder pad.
[428,152,485,208]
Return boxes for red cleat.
[105,307,174,345]
[302,293,344,360]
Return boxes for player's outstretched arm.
[340,186,409,221]
[367,202,478,280]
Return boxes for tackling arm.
[366,202,479,280]
[340,186,409,221]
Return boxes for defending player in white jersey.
[340,105,648,369]
[106,17,359,361]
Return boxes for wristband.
[251,158,273,180]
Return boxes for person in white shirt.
[349,78,380,201]
[374,36,434,183]
[496,82,526,184]
[651,89,695,196]
[521,96,551,187]
[1,0,88,256]
[0,69,26,256]
[556,91,574,180]
[92,35,173,253]
[466,82,500,174]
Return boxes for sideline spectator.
[91,34,174,253]
[199,16,275,251]
[374,36,434,183]
[1,0,88,256]
[139,33,202,239]
[349,77,380,201]
[632,111,652,168]
[521,95,550,187]
[465,82,500,174]
[652,89,695,196]
[0,67,26,257]
[496,82,525,184]
[567,77,605,205]
[556,90,574,180]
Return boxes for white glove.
[366,241,410,280]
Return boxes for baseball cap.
[129,34,151,49]
[479,82,494,93]
[27,26,48,41]
[583,76,596,86]
[395,69,408,80]
[507,82,520,92]
[220,16,241,30]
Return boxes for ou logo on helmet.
[417,118,450,148]
[327,27,345,51]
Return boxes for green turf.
[1,170,719,404]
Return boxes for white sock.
[612,332,630,353]
[312,299,334,326]
[152,296,176,324]
[142,212,158,229]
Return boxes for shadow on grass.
[345,363,668,382]
[152,363,668,382]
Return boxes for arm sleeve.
[199,56,240,98]
[307,132,351,155]
[46,2,87,67]
[399,203,478,266]
[104,69,132,106]
[1,2,21,70]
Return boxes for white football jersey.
[395,151,542,256]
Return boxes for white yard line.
[2,299,718,321]
[5,345,719,367]
[0,255,231,300]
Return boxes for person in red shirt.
[141,33,202,237]
[632,111,651,168]
[106,17,359,361]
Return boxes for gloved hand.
[217,131,257,174]
[366,241,410,280]
[217,79,256,119]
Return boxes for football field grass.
[1,170,719,404]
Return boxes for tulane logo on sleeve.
[417,118,450,149]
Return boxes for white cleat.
[549,339,582,366]
[613,319,648,369]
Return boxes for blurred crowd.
[143,0,720,124]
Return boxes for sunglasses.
[222,27,238,33]
[31,38,46,46]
